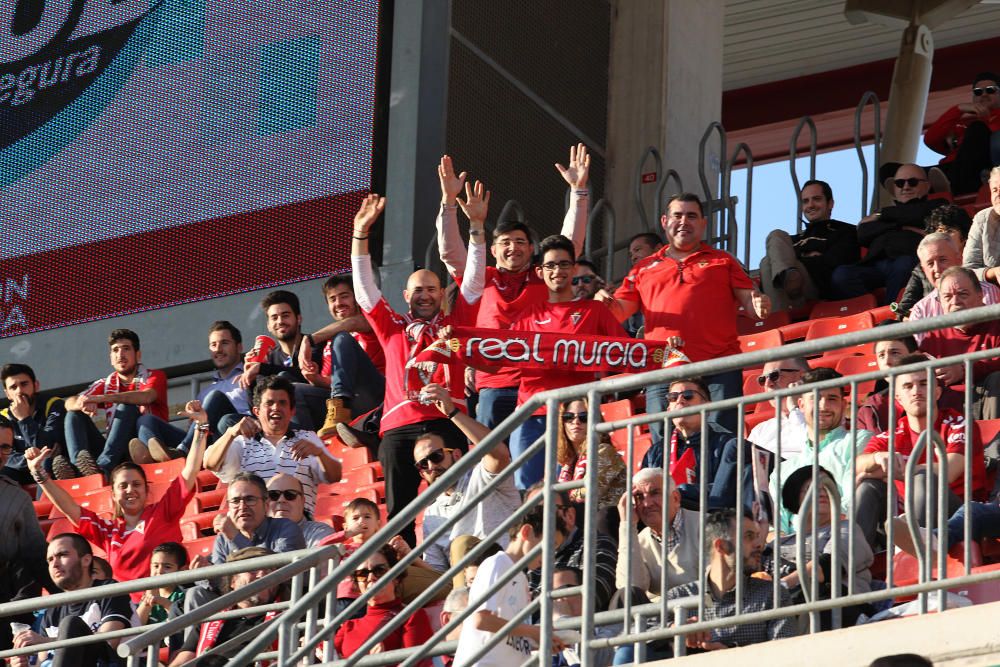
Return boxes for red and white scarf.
[87,365,154,428]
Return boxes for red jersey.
[75,475,195,598]
[473,266,549,390]
[511,299,623,415]
[614,244,752,363]
[364,298,473,434]
[864,409,986,501]
[321,331,386,376]
[82,366,169,424]
[334,600,433,667]
[919,320,1000,383]
[924,105,1000,164]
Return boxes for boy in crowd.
[136,542,189,626]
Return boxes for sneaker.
[75,450,102,478]
[335,422,379,450]
[129,438,155,465]
[318,398,352,439]
[148,436,184,462]
[51,454,78,480]
[928,166,951,194]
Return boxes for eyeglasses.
[352,564,391,581]
[541,260,573,271]
[267,489,303,502]
[561,412,589,423]
[756,368,802,386]
[414,448,452,471]
[632,489,662,503]
[571,275,599,286]
[0,445,12,454]
[973,86,998,96]
[228,495,262,507]
[893,177,926,188]
[666,389,706,403]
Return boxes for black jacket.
[791,219,860,296]
[858,198,946,262]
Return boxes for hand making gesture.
[555,143,591,189]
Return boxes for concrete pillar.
[880,24,934,171]
[605,0,724,265]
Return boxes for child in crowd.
[136,542,189,625]
[90,556,113,581]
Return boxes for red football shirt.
[75,475,195,599]
[614,244,752,363]
[511,300,624,415]
[919,320,1000,383]
[364,298,473,434]
[473,266,549,391]
[82,368,169,423]
[863,409,986,501]
[321,331,386,376]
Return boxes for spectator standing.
[571,259,605,301]
[0,363,65,484]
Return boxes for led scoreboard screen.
[0,0,381,336]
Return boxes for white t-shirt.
[421,462,521,572]
[747,408,807,459]
[453,551,533,667]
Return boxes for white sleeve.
[459,240,486,305]
[306,433,335,483]
[215,437,245,483]
[561,189,590,259]
[437,204,468,278]
[352,254,382,313]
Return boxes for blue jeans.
[65,404,140,472]
[647,368,743,449]
[202,389,244,434]
[476,386,519,429]
[946,501,1000,549]
[831,255,918,304]
[328,332,385,412]
[510,415,550,490]
[137,414,188,450]
[613,643,671,664]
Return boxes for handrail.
[904,426,951,615]
[726,141,754,267]
[634,146,662,231]
[795,472,843,632]
[789,115,818,233]
[854,91,882,215]
[583,198,618,282]
[698,121,728,248]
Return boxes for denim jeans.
[946,501,1000,548]
[510,415,550,490]
[647,368,743,449]
[65,404,139,472]
[137,414,188,450]
[202,389,244,434]
[831,255,919,304]
[327,332,385,413]
[476,386,519,429]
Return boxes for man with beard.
[435,145,590,429]
[1,363,65,484]
[59,329,168,477]
[130,321,250,462]
[169,547,284,667]
[204,376,341,515]
[11,533,133,667]
[352,194,485,544]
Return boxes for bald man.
[351,195,486,543]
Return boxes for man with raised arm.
[435,144,590,428]
[352,193,486,544]
[596,193,769,439]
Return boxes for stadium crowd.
[1,77,1000,665]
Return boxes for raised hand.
[353,194,386,235]
[25,446,51,475]
[555,143,591,189]
[421,382,455,416]
[237,363,260,390]
[457,179,490,225]
[179,400,208,424]
[438,155,467,205]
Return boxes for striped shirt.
[214,430,334,514]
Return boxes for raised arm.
[351,194,387,313]
[309,315,372,345]
[457,179,489,305]
[556,143,591,258]
[25,447,81,524]
[178,401,211,492]
[423,383,510,474]
[436,155,469,277]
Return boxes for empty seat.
[805,312,874,341]
[836,355,878,377]
[183,536,217,560]
[52,474,106,498]
[737,310,790,336]
[141,458,185,484]
[738,328,783,354]
[810,294,877,320]
[50,488,113,519]
[976,419,1000,445]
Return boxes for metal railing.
[854,91,882,215]
[6,305,1000,666]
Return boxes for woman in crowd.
[557,398,626,510]
[334,544,433,666]
[25,402,207,593]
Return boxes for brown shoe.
[51,454,79,480]
[148,436,184,462]
[335,421,379,450]
[129,438,155,465]
[75,450,102,478]
[318,398,352,439]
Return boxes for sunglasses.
[352,564,390,581]
[756,368,802,386]
[561,411,589,423]
[973,86,998,97]
[666,389,706,403]
[893,177,926,188]
[267,489,303,502]
[414,448,452,471]
[541,260,573,271]
[571,275,599,286]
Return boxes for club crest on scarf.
[403,321,448,400]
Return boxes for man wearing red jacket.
[924,71,1000,195]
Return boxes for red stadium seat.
[181,510,224,541]
[927,191,954,203]
[196,469,219,491]
[778,320,812,342]
[335,444,377,470]
[141,459,185,484]
[314,490,380,520]
[836,355,878,376]
[195,485,227,512]
[810,294,877,320]
[50,488,113,519]
[805,312,874,341]
[52,474,106,498]
[742,371,764,397]
[318,467,378,496]
[736,310,790,336]
[183,536,217,561]
[975,419,1000,445]
[868,304,895,323]
[738,328,783,354]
